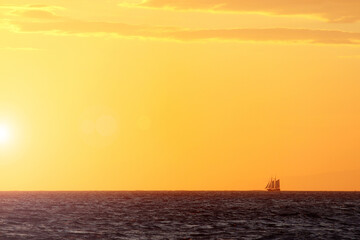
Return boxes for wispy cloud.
[0,4,63,21]
[339,55,360,59]
[10,9,60,19]
[129,0,360,23]
[168,28,360,44]
[0,46,40,51]
[6,9,360,45]
[0,4,63,11]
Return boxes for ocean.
[0,191,359,239]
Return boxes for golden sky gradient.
[0,0,359,191]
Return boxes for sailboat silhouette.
[265,177,280,191]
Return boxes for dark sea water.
[0,191,359,240]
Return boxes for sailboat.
[265,177,280,191]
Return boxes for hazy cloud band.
[7,10,360,45]
[135,0,360,23]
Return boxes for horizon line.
[0,190,358,192]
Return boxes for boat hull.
[267,189,280,192]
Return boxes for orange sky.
[0,0,359,191]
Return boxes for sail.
[266,177,280,191]
[268,180,272,188]
[265,179,271,189]
[275,180,280,189]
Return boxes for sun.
[0,124,11,144]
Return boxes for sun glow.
[0,124,11,144]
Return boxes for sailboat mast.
[274,175,276,189]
